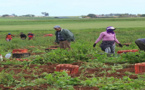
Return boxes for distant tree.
[12,14,17,17]
[87,14,97,18]
[141,14,145,17]
[41,12,49,16]
[21,14,35,17]
[2,14,10,17]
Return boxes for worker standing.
[54,25,75,50]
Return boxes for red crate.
[44,34,53,37]
[12,49,28,53]
[55,64,61,71]
[135,62,145,74]
[117,49,138,54]
[55,64,79,75]
[71,65,79,74]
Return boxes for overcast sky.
[0,0,145,16]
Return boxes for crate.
[12,49,28,53]
[44,34,53,37]
[135,62,145,74]
[56,64,79,75]
[117,49,138,54]
[45,48,57,52]
[12,53,30,58]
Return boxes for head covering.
[8,33,11,35]
[54,25,61,29]
[106,26,116,34]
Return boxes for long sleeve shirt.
[95,31,120,44]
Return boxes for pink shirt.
[95,31,120,44]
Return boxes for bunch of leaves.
[31,55,45,64]
[15,77,35,89]
[44,71,80,88]
[81,77,97,87]
[99,76,145,90]
[121,51,145,63]
[0,70,17,86]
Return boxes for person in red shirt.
[28,32,34,40]
[6,33,14,41]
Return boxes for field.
[0,17,145,90]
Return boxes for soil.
[0,62,138,89]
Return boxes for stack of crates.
[12,49,30,58]
[55,64,79,75]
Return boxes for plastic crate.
[12,53,30,58]
[117,49,138,54]
[12,49,28,53]
[44,34,53,37]
[56,64,79,75]
[135,62,145,74]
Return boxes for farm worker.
[135,39,145,51]
[20,32,27,40]
[28,32,34,40]
[54,25,75,50]
[6,33,14,41]
[93,26,123,56]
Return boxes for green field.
[0,17,145,89]
[0,17,145,31]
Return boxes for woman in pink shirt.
[93,26,123,55]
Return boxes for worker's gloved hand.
[93,43,96,47]
[118,43,123,47]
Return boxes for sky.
[0,0,145,16]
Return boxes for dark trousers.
[135,40,145,51]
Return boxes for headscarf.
[106,26,115,34]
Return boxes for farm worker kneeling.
[135,39,145,51]
[28,32,34,40]
[93,26,123,56]
[20,32,27,40]
[54,25,75,50]
[6,33,14,41]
